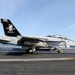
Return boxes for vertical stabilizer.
[1,19,21,37]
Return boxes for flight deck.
[0,48,75,75]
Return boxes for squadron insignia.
[6,24,15,33]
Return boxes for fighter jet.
[0,19,63,53]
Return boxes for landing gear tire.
[26,49,33,54]
[58,50,63,53]
[26,48,36,54]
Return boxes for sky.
[0,0,75,40]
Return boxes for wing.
[18,36,42,44]
[17,36,45,46]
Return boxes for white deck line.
[0,58,75,62]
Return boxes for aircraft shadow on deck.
[0,47,75,56]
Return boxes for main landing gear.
[26,47,36,54]
[57,49,63,53]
